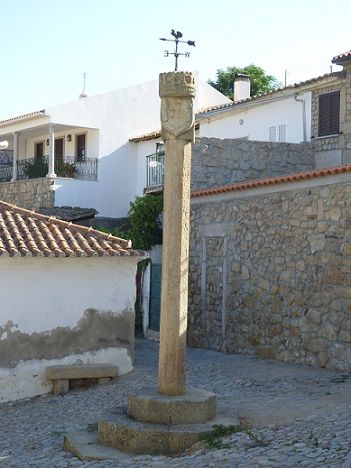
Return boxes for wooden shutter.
[278,124,287,142]
[269,125,277,142]
[318,91,340,137]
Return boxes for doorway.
[55,138,64,166]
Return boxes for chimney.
[234,74,251,101]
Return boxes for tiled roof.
[332,50,351,64]
[36,206,97,222]
[129,123,199,142]
[197,72,345,117]
[191,164,351,199]
[0,201,141,258]
[0,110,47,127]
[129,130,162,142]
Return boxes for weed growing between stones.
[202,422,264,450]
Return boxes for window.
[278,124,287,142]
[76,134,86,162]
[269,126,277,142]
[318,91,340,137]
[269,124,287,142]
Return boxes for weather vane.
[159,30,195,71]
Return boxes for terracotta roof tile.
[191,164,351,198]
[129,130,162,142]
[0,110,46,127]
[332,50,351,63]
[0,201,143,258]
[129,123,199,143]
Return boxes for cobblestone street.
[1,339,351,467]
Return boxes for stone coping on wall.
[191,164,351,201]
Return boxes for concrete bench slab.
[46,364,118,395]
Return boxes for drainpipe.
[295,94,307,143]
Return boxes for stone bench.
[46,364,118,395]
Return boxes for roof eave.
[197,72,346,120]
[0,110,48,128]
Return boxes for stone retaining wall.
[191,137,314,191]
[0,178,54,210]
[188,178,351,372]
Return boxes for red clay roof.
[130,130,162,142]
[129,123,199,143]
[191,165,351,199]
[0,201,142,258]
[0,110,47,127]
[332,50,351,64]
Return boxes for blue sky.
[0,0,350,119]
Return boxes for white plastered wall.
[50,75,229,218]
[0,76,229,218]
[0,255,139,403]
[200,92,312,143]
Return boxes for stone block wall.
[191,137,314,191]
[188,178,351,372]
[0,178,54,210]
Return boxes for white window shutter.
[279,124,287,142]
[269,126,277,142]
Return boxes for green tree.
[127,194,163,250]
[98,193,163,251]
[208,64,281,100]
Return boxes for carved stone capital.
[159,72,196,142]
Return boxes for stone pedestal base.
[127,387,216,424]
[98,409,232,456]
[64,387,237,459]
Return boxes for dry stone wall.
[188,179,351,372]
[0,178,54,210]
[191,137,314,191]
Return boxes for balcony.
[0,156,98,183]
[144,152,164,194]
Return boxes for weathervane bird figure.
[159,29,195,71]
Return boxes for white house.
[0,200,143,403]
[132,50,351,191]
[0,74,230,221]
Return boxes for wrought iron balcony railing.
[146,151,165,188]
[0,163,13,183]
[0,156,98,183]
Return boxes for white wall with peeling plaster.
[0,256,139,403]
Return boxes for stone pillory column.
[64,72,232,460]
[158,72,195,395]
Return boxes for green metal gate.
[149,263,161,331]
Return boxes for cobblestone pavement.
[1,339,351,467]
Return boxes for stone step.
[97,409,235,455]
[127,386,216,424]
